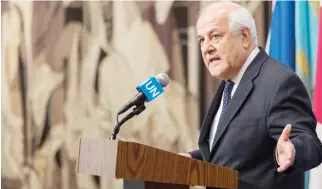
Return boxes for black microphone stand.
[109,104,146,140]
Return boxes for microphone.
[117,73,170,115]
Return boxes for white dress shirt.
[209,47,260,151]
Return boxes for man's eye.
[212,34,220,39]
[198,39,204,44]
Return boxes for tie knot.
[226,80,234,86]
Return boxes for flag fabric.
[309,1,322,189]
[266,1,321,189]
[266,0,295,70]
[295,1,319,95]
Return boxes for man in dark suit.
[180,2,322,189]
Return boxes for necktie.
[209,80,235,151]
[221,80,234,117]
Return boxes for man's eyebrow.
[197,29,218,39]
[197,35,203,39]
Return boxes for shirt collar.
[231,46,260,85]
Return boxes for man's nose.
[202,40,215,54]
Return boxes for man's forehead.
[196,25,226,39]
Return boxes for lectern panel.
[76,138,238,189]
[77,138,118,178]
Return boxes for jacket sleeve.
[267,73,322,175]
[188,149,203,160]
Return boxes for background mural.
[1,1,270,189]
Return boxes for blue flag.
[266,1,295,70]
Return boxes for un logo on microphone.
[136,77,164,102]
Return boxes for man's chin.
[209,71,226,80]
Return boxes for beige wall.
[1,1,269,189]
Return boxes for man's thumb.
[281,124,292,141]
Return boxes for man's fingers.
[277,140,295,173]
[287,144,295,159]
[277,159,291,172]
[280,124,292,141]
[277,147,295,172]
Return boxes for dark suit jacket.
[189,48,322,189]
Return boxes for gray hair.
[199,2,258,45]
[228,5,258,45]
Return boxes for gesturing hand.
[276,124,296,173]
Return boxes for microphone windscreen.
[156,73,170,87]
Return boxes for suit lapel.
[198,82,225,161]
[210,79,253,157]
[209,48,269,158]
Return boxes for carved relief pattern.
[1,1,201,189]
[1,1,265,189]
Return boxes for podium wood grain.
[77,138,238,189]
[115,141,237,188]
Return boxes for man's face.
[196,8,245,80]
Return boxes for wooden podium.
[76,138,238,189]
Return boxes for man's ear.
[241,27,252,49]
